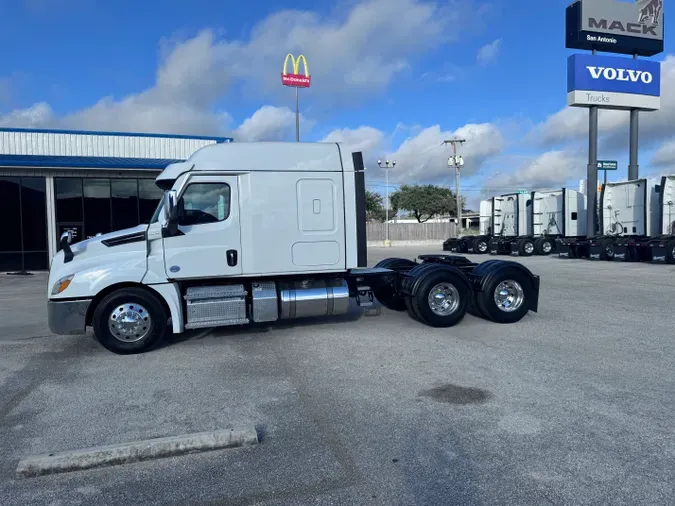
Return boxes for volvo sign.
[566,0,664,57]
[567,53,661,110]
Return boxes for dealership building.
[0,128,232,272]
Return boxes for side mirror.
[60,230,74,245]
[59,230,74,263]
[163,190,178,222]
[162,190,180,237]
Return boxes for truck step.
[356,286,374,307]
[185,285,249,329]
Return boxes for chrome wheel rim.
[606,244,614,256]
[524,242,534,254]
[477,241,488,253]
[494,280,525,313]
[428,283,460,316]
[109,303,151,343]
[542,241,552,253]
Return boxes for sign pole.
[281,53,310,143]
[587,48,599,239]
[628,53,639,179]
[295,87,300,142]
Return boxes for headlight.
[51,275,74,295]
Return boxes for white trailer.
[47,142,541,354]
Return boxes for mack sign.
[567,53,661,110]
[566,0,664,57]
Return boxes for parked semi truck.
[558,176,675,263]
[442,198,494,254]
[442,194,531,255]
[47,142,541,354]
[444,189,586,257]
[506,188,587,257]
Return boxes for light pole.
[378,159,395,247]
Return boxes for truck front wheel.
[92,287,168,354]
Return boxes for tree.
[365,189,398,222]
[389,184,465,223]
[365,190,384,220]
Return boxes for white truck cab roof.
[156,141,353,188]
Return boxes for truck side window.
[178,183,231,226]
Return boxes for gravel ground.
[1,247,674,505]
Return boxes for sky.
[0,0,673,209]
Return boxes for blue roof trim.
[0,127,233,143]
[0,154,183,170]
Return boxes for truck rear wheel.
[473,237,489,254]
[535,237,554,255]
[373,258,417,311]
[92,287,168,354]
[476,266,532,324]
[409,270,469,327]
[518,238,535,257]
[667,239,675,264]
[599,238,615,260]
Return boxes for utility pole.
[443,138,466,235]
[377,159,396,247]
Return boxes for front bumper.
[48,299,91,335]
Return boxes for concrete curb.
[16,427,259,478]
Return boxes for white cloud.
[321,122,505,184]
[0,102,54,128]
[532,54,675,149]
[321,126,386,159]
[0,0,490,140]
[476,38,501,66]
[651,140,675,167]
[485,149,586,189]
[225,0,484,97]
[388,123,504,182]
[235,105,313,141]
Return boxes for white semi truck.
[558,176,675,263]
[444,189,585,257]
[47,142,541,354]
[442,194,531,255]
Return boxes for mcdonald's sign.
[281,53,311,88]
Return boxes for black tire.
[410,270,470,328]
[476,266,533,324]
[666,239,675,264]
[373,258,416,311]
[473,237,489,255]
[600,238,615,261]
[518,238,535,257]
[467,259,499,320]
[536,237,554,256]
[405,295,424,323]
[92,287,168,354]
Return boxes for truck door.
[163,175,242,279]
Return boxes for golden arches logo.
[281,53,311,88]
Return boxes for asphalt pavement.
[1,247,675,505]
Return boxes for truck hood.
[49,224,151,299]
[69,224,149,257]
